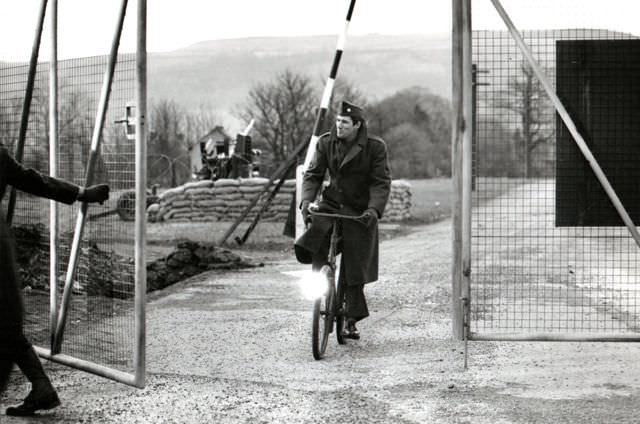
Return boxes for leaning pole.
[52,0,130,354]
[294,0,357,239]
[218,0,357,245]
[5,0,48,225]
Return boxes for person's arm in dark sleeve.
[367,140,391,218]
[2,147,79,204]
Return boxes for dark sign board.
[556,39,640,226]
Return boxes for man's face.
[335,115,360,139]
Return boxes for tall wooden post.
[134,0,148,388]
[461,0,473,340]
[451,0,464,340]
[452,0,473,340]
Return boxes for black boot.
[5,385,60,416]
[341,319,360,340]
[6,346,60,416]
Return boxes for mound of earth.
[146,241,262,292]
[13,224,261,298]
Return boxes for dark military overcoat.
[294,123,391,285]
[0,145,79,338]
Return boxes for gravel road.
[3,219,640,423]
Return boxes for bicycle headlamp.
[299,268,330,300]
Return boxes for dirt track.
[3,219,640,423]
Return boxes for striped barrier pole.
[295,0,357,238]
[303,0,356,169]
[220,0,357,245]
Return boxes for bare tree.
[148,99,222,186]
[149,99,189,186]
[59,89,96,182]
[0,97,22,150]
[495,62,553,178]
[238,69,317,175]
[4,85,98,182]
[150,99,185,155]
[182,103,220,148]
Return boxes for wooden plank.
[451,0,465,340]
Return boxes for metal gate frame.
[13,0,148,387]
[451,0,640,343]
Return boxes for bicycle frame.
[308,207,369,359]
[310,209,369,271]
[327,219,340,271]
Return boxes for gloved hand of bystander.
[77,184,110,204]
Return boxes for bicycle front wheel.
[312,265,335,360]
[336,278,347,345]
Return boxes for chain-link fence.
[467,2,640,338]
[1,52,139,370]
[1,1,144,384]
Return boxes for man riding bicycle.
[295,100,391,340]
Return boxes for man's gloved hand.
[362,207,379,225]
[300,200,311,224]
[78,184,110,204]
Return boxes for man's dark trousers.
[0,331,53,394]
[310,230,369,322]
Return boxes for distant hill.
[148,34,452,116]
[148,29,638,119]
[5,30,636,130]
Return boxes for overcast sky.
[0,0,638,61]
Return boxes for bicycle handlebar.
[308,208,369,221]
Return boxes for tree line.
[145,69,456,184]
[232,62,555,179]
[235,69,452,179]
[232,65,552,181]
[0,63,552,188]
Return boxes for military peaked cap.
[339,100,364,120]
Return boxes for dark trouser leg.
[0,343,13,395]
[1,329,17,394]
[344,284,369,322]
[0,360,12,395]
[13,333,54,390]
[5,332,60,416]
[311,231,331,272]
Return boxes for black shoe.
[342,320,360,340]
[6,388,60,416]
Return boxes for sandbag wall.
[148,178,411,223]
[148,178,291,223]
[384,180,412,222]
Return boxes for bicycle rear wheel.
[312,265,335,360]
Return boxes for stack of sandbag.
[148,178,296,223]
[381,180,412,222]
[240,177,296,221]
[148,178,412,223]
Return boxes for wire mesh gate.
[0,0,146,386]
[453,0,640,342]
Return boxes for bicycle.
[306,205,369,360]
